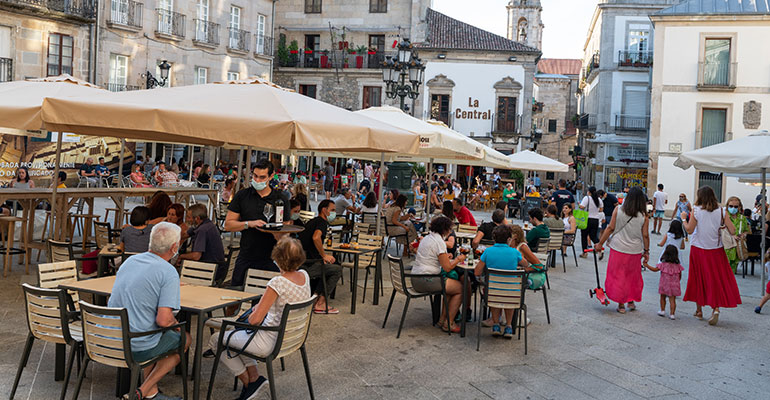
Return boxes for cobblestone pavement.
[2,201,769,399]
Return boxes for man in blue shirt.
[109,222,191,400]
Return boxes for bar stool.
[0,215,28,277]
[68,213,100,254]
[104,208,130,227]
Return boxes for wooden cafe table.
[59,276,260,400]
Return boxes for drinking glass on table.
[263,203,274,223]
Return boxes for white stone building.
[97,0,274,90]
[648,0,770,208]
[576,0,678,193]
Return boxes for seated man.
[472,209,506,249]
[452,198,477,226]
[526,208,550,251]
[94,157,110,184]
[332,188,360,225]
[495,200,510,225]
[297,199,342,314]
[108,222,192,400]
[176,204,225,282]
[78,157,99,187]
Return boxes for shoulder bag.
[735,218,749,261]
[720,209,737,250]
[573,209,588,230]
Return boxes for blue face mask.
[291,213,300,221]
[251,179,267,191]
[327,211,337,222]
[728,206,739,215]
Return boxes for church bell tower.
[506,0,544,50]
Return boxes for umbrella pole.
[307,152,314,211]
[49,132,63,240]
[376,152,385,238]
[426,159,433,230]
[236,146,244,190]
[762,167,767,297]
[117,139,125,187]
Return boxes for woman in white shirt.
[411,216,466,333]
[681,186,741,326]
[360,191,379,213]
[579,186,604,258]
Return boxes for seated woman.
[474,225,527,337]
[129,164,152,188]
[197,164,211,186]
[209,236,312,399]
[220,178,236,204]
[163,203,190,242]
[509,225,546,291]
[413,184,425,209]
[360,191,378,213]
[119,206,154,253]
[543,204,564,230]
[385,194,418,257]
[288,199,304,228]
[441,200,458,256]
[562,203,577,235]
[411,216,467,333]
[292,183,308,211]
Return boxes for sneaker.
[481,318,495,327]
[669,314,676,320]
[491,324,502,336]
[202,349,215,358]
[756,306,762,314]
[241,376,268,400]
[503,325,514,338]
[153,393,181,400]
[657,310,666,317]
[526,317,531,326]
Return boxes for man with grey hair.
[78,157,99,187]
[109,222,191,400]
[176,204,225,281]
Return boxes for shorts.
[766,280,770,295]
[654,210,665,219]
[324,181,334,192]
[411,276,443,293]
[132,330,182,364]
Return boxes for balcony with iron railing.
[583,52,600,82]
[0,58,12,82]
[107,83,141,92]
[155,9,185,39]
[227,27,250,53]
[577,113,597,131]
[193,19,219,47]
[697,61,737,91]
[107,0,142,30]
[253,34,273,57]
[614,114,649,132]
[618,50,652,68]
[0,0,95,21]
[276,48,392,70]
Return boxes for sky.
[431,0,599,59]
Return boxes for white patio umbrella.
[674,130,770,295]
[508,150,569,172]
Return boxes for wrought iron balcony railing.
[0,58,12,82]
[156,9,185,38]
[228,27,250,52]
[193,19,219,46]
[0,0,96,19]
[108,0,142,28]
[254,34,273,56]
[618,50,652,67]
[615,114,650,131]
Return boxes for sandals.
[438,320,461,333]
[693,310,703,320]
[708,310,720,326]
[616,305,626,314]
[627,302,636,311]
[313,307,339,314]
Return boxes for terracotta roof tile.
[418,8,541,53]
[537,58,581,76]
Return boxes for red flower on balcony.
[304,49,313,54]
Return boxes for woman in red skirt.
[682,186,741,325]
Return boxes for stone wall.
[273,69,401,111]
[534,76,576,183]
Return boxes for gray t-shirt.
[108,252,180,351]
[335,195,352,215]
[120,224,154,253]
[325,166,334,181]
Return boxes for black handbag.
[224,308,257,358]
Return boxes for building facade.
[271,0,431,111]
[648,0,770,207]
[576,0,678,193]
[0,0,96,82]
[506,0,543,51]
[97,0,274,91]
[532,58,580,184]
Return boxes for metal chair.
[180,260,218,286]
[71,301,187,400]
[530,238,551,324]
[476,269,529,354]
[11,284,83,400]
[382,255,449,338]
[561,233,579,270]
[206,296,317,400]
[382,215,407,257]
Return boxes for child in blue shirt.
[475,225,527,338]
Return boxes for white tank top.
[691,206,723,250]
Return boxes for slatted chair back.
[353,222,371,238]
[485,268,527,310]
[242,270,280,313]
[546,229,564,252]
[93,221,112,249]
[562,233,576,247]
[356,233,383,267]
[47,239,74,263]
[458,224,478,234]
[361,212,380,229]
[180,260,218,286]
[273,295,317,360]
[298,211,316,224]
[387,255,409,295]
[22,284,74,345]
[221,245,240,286]
[79,301,131,368]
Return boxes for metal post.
[117,139,125,187]
[762,167,767,297]
[376,152,385,237]
[246,146,253,189]
[236,146,244,189]
[426,159,432,229]
[307,152,314,211]
[49,132,63,240]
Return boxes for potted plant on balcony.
[276,35,290,67]
[355,45,367,68]
[621,57,632,66]
[304,48,313,54]
[607,156,615,162]
[320,49,329,68]
[367,47,377,55]
[288,40,299,54]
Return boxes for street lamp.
[382,38,425,113]
[145,60,171,89]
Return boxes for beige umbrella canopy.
[41,77,420,153]
[0,74,103,131]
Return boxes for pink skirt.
[604,249,644,304]
[683,246,741,308]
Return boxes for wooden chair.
[352,222,371,238]
[340,233,383,303]
[530,238,551,324]
[457,224,478,234]
[298,210,316,224]
[218,245,240,287]
[361,212,382,233]
[207,296,317,400]
[476,269,529,354]
[38,260,80,308]
[71,301,187,400]
[545,228,564,272]
[382,255,449,338]
[46,240,96,279]
[11,284,83,400]
[93,221,114,249]
[180,260,218,286]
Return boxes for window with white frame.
[229,6,241,48]
[227,71,239,81]
[627,24,650,53]
[195,0,209,42]
[256,14,266,54]
[703,39,730,86]
[196,67,207,84]
[158,0,174,35]
[109,54,128,91]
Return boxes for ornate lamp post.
[382,38,425,114]
[145,60,171,89]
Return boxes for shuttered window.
[621,84,647,117]
[701,108,726,148]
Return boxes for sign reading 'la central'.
[455,97,492,120]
